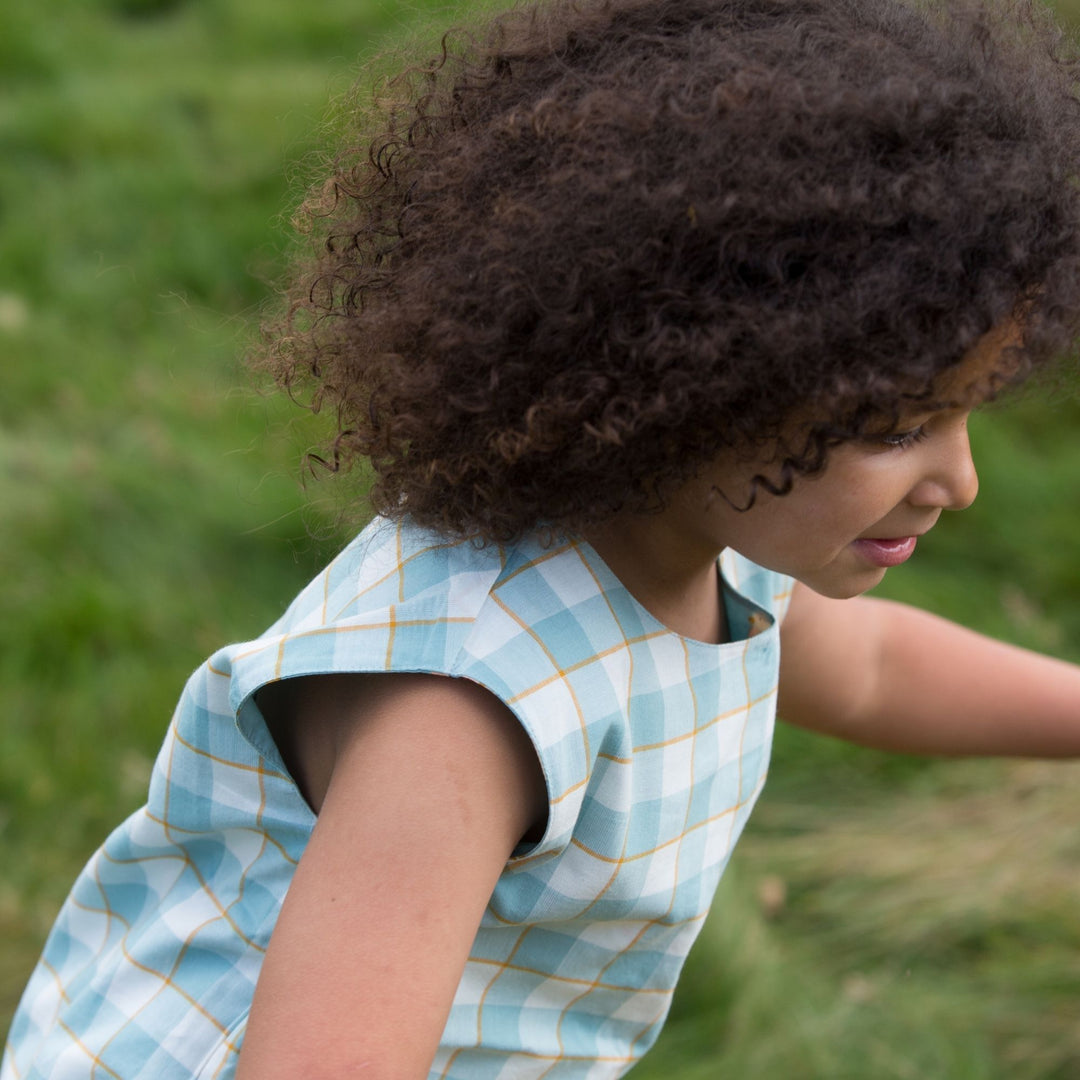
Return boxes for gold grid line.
[505,629,668,706]
[543,640,701,1080]
[396,526,405,603]
[330,533,456,621]
[229,616,476,667]
[568,794,743,866]
[554,785,635,929]
[490,542,575,589]
[621,637,713,1060]
[255,758,266,831]
[91,912,246,1077]
[444,1046,636,1064]
[55,1018,123,1080]
[464,955,673,995]
[573,540,637,734]
[97,845,263,956]
[113,918,233,1038]
[141,808,299,867]
[223,834,269,930]
[547,531,640,923]
[94,854,131,938]
[728,635,755,857]
[538,919,657,1078]
[491,594,592,766]
[632,688,773,754]
[210,1020,246,1080]
[88,843,267,1069]
[40,957,71,1008]
[69,892,129,933]
[320,559,331,625]
[142,742,267,956]
[628,997,676,1058]
[437,927,532,1079]
[171,727,289,782]
[384,603,397,667]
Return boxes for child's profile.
[5,0,1080,1076]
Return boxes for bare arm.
[778,583,1080,756]
[236,672,547,1080]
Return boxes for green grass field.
[3,0,1080,1074]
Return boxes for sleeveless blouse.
[3,518,793,1080]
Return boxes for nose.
[907,419,979,512]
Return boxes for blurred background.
[2,0,1080,1075]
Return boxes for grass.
[635,756,1080,1080]
[2,0,1080,1073]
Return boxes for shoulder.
[282,516,507,635]
[218,518,508,710]
[252,518,614,685]
[186,521,642,855]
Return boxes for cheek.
[711,458,907,563]
[766,487,892,560]
[771,486,856,534]
[811,462,911,522]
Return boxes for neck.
[582,513,729,645]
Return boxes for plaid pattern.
[3,518,792,1080]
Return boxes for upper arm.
[780,582,1080,756]
[777,582,888,737]
[236,672,547,1080]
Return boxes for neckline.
[570,536,775,649]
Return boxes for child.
[6,0,1080,1075]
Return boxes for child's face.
[671,324,1015,599]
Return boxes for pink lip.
[851,536,918,568]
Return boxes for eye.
[877,425,928,449]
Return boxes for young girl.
[6,0,1080,1076]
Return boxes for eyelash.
[878,426,928,449]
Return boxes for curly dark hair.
[259,0,1080,543]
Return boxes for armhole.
[232,665,560,859]
[237,691,288,774]
[448,672,568,863]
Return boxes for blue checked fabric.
[4,517,792,1080]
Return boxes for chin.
[797,568,888,600]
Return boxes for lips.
[850,536,918,568]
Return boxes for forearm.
[851,600,1080,756]
[780,587,1080,757]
